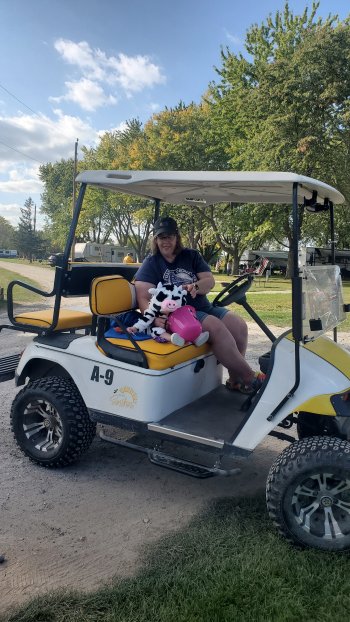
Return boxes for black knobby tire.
[11,376,96,467]
[266,436,350,551]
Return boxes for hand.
[153,316,167,329]
[127,326,137,334]
[183,283,198,298]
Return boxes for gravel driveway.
[0,262,349,614]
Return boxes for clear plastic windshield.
[302,265,346,341]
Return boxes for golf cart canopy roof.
[75,170,345,206]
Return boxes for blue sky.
[0,0,349,229]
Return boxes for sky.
[0,0,349,231]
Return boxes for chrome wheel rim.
[22,399,63,453]
[291,472,350,541]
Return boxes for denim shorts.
[196,305,229,323]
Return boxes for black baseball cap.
[153,216,179,237]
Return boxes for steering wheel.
[212,274,253,307]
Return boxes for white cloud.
[0,109,99,169]
[224,29,242,46]
[0,109,100,227]
[52,38,166,110]
[110,53,166,94]
[50,77,118,112]
[0,175,42,195]
[54,39,108,81]
[0,202,22,226]
[97,121,128,138]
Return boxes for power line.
[0,82,39,117]
[0,139,43,164]
[0,82,44,164]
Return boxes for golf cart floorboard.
[148,385,248,448]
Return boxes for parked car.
[48,253,64,267]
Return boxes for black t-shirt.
[134,248,212,312]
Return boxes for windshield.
[302,265,346,341]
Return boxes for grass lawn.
[0,267,42,309]
[5,496,350,622]
[211,274,350,332]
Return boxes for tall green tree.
[39,159,75,249]
[16,198,36,261]
[0,216,15,249]
[209,2,350,271]
[78,122,154,258]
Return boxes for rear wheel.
[266,436,350,551]
[11,376,96,467]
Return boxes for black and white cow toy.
[127,282,209,347]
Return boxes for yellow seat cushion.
[14,309,92,330]
[103,337,211,371]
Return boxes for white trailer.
[74,243,136,263]
[0,249,17,258]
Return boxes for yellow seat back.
[90,275,136,315]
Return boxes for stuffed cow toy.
[127,282,209,347]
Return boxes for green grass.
[4,496,350,622]
[211,275,350,332]
[0,267,42,308]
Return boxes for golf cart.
[1,170,350,551]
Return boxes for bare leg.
[221,311,248,356]
[201,315,254,384]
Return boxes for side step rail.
[0,353,21,382]
[99,431,241,479]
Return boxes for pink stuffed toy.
[127,282,209,347]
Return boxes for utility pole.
[71,138,79,260]
[33,203,36,232]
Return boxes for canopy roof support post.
[291,181,301,390]
[267,182,302,423]
[63,182,87,268]
[330,201,337,342]
[154,198,160,223]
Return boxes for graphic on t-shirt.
[163,267,196,285]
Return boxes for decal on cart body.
[111,386,137,409]
[91,365,114,386]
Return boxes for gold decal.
[111,386,137,409]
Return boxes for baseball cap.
[153,216,179,237]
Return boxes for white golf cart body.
[10,171,350,454]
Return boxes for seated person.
[134,216,265,393]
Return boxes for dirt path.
[0,260,90,312]
[0,263,349,614]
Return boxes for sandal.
[225,372,266,395]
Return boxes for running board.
[148,451,240,478]
[0,353,21,382]
[147,423,225,449]
[99,432,241,478]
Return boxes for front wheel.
[11,376,96,467]
[266,436,350,551]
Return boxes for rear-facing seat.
[89,275,211,371]
[14,309,92,331]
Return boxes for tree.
[209,2,350,273]
[77,122,154,259]
[39,159,75,249]
[0,216,15,249]
[16,198,36,261]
